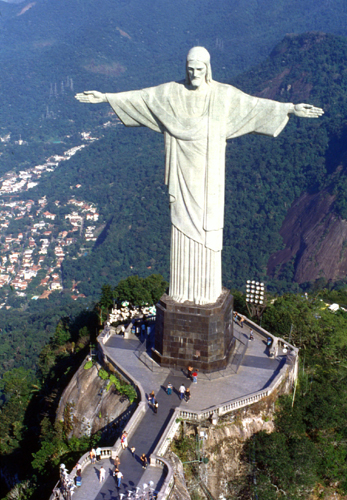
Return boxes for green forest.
[0,275,167,499]
[242,289,347,499]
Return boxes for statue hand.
[74,91,107,104]
[293,103,324,118]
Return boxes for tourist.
[185,387,191,403]
[130,446,136,457]
[99,466,106,482]
[187,365,193,379]
[179,384,186,400]
[90,448,96,464]
[76,471,82,487]
[149,390,155,405]
[153,398,159,414]
[96,446,101,461]
[140,453,148,469]
[74,462,82,475]
[249,330,254,341]
[121,431,128,449]
[167,383,173,395]
[114,455,120,469]
[192,371,198,383]
[141,323,146,341]
[116,470,123,488]
[240,316,244,328]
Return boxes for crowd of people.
[74,363,200,492]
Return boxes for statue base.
[153,288,234,372]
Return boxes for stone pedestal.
[153,288,234,372]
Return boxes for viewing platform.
[56,317,298,500]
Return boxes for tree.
[99,284,114,310]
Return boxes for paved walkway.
[72,322,286,500]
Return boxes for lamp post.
[245,280,266,321]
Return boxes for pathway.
[71,322,286,500]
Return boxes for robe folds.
[106,81,292,304]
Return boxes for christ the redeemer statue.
[76,47,323,306]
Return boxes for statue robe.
[106,81,292,304]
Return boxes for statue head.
[185,46,212,86]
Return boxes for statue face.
[187,61,207,88]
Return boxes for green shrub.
[121,384,137,404]
[98,368,109,380]
[110,373,121,390]
[84,360,93,370]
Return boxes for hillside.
[47,32,347,295]
[3,0,347,143]
[267,191,347,284]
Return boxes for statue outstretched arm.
[290,103,324,118]
[75,91,108,104]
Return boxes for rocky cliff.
[267,190,347,284]
[169,398,276,500]
[249,32,347,287]
[56,360,131,439]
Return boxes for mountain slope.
[3,0,347,140]
[39,32,346,294]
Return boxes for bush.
[98,368,109,380]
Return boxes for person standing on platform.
[187,365,193,379]
[76,471,82,487]
[96,446,101,462]
[179,384,186,400]
[149,391,155,405]
[114,455,120,469]
[141,323,146,341]
[167,383,173,395]
[140,453,148,469]
[116,470,123,488]
[121,431,128,449]
[74,462,82,476]
[90,448,96,464]
[153,398,159,414]
[192,371,198,383]
[99,466,106,482]
[185,387,191,403]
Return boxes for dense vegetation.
[237,290,347,499]
[0,281,154,498]
[0,308,98,499]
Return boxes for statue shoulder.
[211,80,247,97]
[143,80,183,98]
